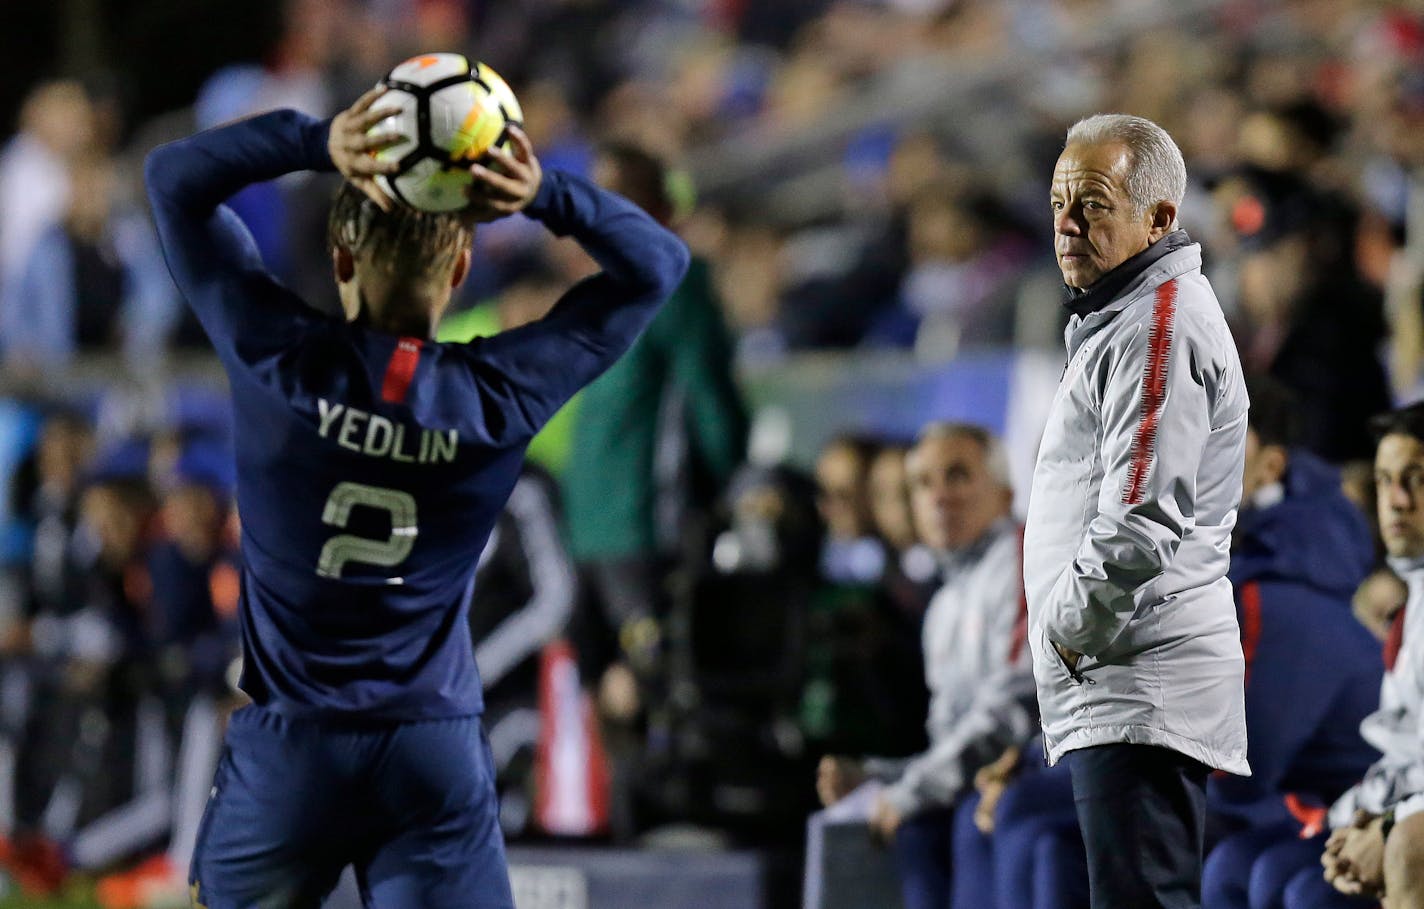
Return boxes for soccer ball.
[371,53,524,213]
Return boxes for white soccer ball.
[370,53,524,213]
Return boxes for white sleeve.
[884,554,1037,815]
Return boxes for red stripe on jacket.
[1008,524,1029,664]
[1386,605,1408,671]
[1122,279,1179,505]
[381,337,424,404]
[1240,581,1263,685]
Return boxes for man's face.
[906,434,1010,552]
[815,445,870,541]
[1376,433,1424,559]
[867,449,916,551]
[1051,141,1166,288]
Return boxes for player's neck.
[363,290,440,339]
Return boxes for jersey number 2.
[316,482,418,580]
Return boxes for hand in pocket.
[1053,641,1082,672]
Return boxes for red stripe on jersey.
[381,337,424,404]
[1240,581,1262,684]
[1122,279,1179,505]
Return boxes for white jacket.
[1023,233,1251,773]
[866,518,1038,815]
[1330,558,1424,827]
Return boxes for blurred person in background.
[866,442,940,615]
[777,131,952,353]
[0,81,95,339]
[56,443,242,901]
[1026,113,1248,909]
[884,186,1035,356]
[812,423,1033,909]
[146,445,239,715]
[803,433,927,759]
[6,410,94,652]
[866,444,917,558]
[1192,375,1382,909]
[814,435,883,586]
[561,140,747,841]
[3,447,156,896]
[1216,166,1390,463]
[1277,403,1424,908]
[3,152,178,373]
[466,461,577,841]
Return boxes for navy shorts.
[189,705,514,909]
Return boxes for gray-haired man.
[1024,113,1250,908]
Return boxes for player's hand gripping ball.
[369,53,524,213]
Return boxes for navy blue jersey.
[144,110,688,721]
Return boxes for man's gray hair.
[914,422,1011,488]
[1065,113,1187,221]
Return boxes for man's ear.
[1149,200,1177,241]
[451,248,471,289]
[332,246,355,284]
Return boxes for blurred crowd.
[0,0,1423,906]
[1,0,1422,382]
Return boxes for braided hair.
[326,182,472,279]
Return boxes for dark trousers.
[1067,744,1209,909]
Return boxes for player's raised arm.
[468,127,691,441]
[143,90,400,358]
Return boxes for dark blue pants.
[894,805,957,909]
[189,705,514,909]
[1202,822,1330,909]
[995,760,1081,909]
[951,794,993,909]
[1068,744,1209,909]
[1281,866,1377,909]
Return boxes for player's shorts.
[189,704,515,909]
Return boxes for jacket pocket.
[1042,627,1089,685]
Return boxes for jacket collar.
[1062,230,1194,319]
[1388,555,1424,581]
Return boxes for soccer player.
[143,86,688,908]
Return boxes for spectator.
[54,444,238,892]
[8,409,93,648]
[894,188,1034,356]
[4,447,155,896]
[802,433,927,758]
[147,443,238,705]
[4,153,178,371]
[563,141,748,713]
[812,423,1034,909]
[866,444,915,554]
[866,443,939,613]
[0,81,95,340]
[814,435,883,585]
[1217,166,1391,462]
[1200,376,1382,909]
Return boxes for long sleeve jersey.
[144,109,688,721]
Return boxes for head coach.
[1023,113,1250,909]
